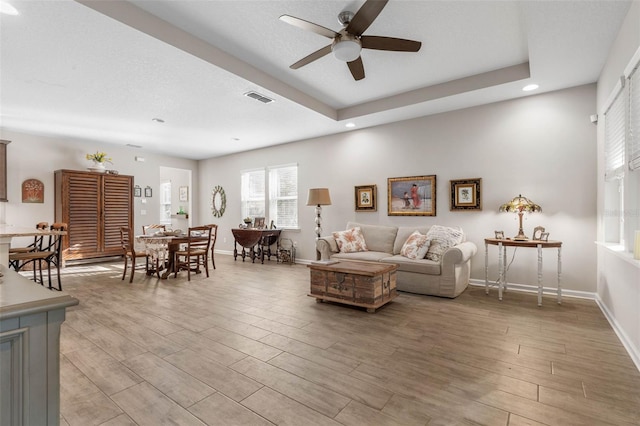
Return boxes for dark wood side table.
[484,238,562,306]
[231,228,281,263]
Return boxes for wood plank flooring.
[56,255,640,425]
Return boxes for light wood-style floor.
[57,254,640,426]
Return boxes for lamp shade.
[307,188,332,206]
[499,194,541,213]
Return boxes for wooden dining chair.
[9,222,66,290]
[120,226,150,283]
[9,222,49,255]
[142,224,166,235]
[174,226,212,281]
[205,224,218,269]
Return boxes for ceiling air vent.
[244,91,274,104]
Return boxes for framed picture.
[254,217,265,229]
[387,175,436,216]
[494,230,504,239]
[355,184,377,212]
[179,186,189,202]
[450,178,482,210]
[134,185,142,197]
[144,186,152,198]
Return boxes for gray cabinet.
[0,266,78,425]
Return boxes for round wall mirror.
[211,185,226,218]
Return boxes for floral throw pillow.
[400,231,431,259]
[333,227,368,253]
[425,225,464,262]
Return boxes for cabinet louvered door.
[55,170,133,261]
[102,175,133,256]
[64,172,101,259]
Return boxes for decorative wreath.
[211,185,226,218]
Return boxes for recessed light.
[232,137,240,141]
[522,84,539,92]
[345,122,356,128]
[152,118,165,123]
[0,1,19,15]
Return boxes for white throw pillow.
[333,227,368,253]
[400,231,431,259]
[425,225,464,262]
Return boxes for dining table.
[135,233,188,279]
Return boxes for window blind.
[241,169,265,219]
[604,85,626,180]
[629,65,640,171]
[269,164,298,228]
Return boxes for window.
[241,169,265,219]
[602,46,640,250]
[240,164,299,228]
[159,181,172,225]
[269,164,298,228]
[629,64,640,171]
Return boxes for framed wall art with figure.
[387,175,436,216]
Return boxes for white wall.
[596,0,640,369]
[0,129,198,245]
[199,84,597,293]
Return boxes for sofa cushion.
[346,222,397,253]
[394,226,432,255]
[381,255,441,275]
[333,227,368,253]
[425,225,464,262]
[400,231,431,259]
[332,251,391,262]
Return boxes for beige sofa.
[315,222,477,298]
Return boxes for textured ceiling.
[0,0,632,159]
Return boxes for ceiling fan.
[280,0,421,81]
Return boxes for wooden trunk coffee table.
[308,261,398,313]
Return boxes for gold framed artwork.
[450,178,482,210]
[355,184,377,212]
[387,175,436,216]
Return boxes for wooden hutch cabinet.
[54,170,133,261]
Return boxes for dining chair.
[205,224,218,269]
[9,222,66,290]
[174,226,212,281]
[142,224,166,235]
[120,226,150,283]
[9,222,49,255]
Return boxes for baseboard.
[594,295,640,372]
[469,278,640,372]
[468,278,595,300]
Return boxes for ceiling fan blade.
[279,15,339,39]
[361,36,421,52]
[347,57,365,81]
[290,45,332,69]
[346,0,389,36]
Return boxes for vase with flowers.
[86,151,112,173]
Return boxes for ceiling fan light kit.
[280,0,421,81]
[332,37,362,62]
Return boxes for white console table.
[0,265,79,425]
[484,238,562,306]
